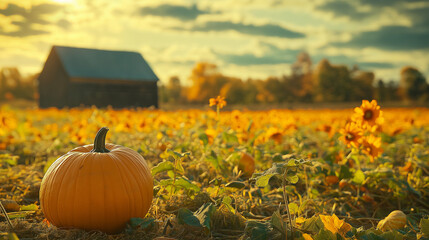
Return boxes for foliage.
[0,103,429,239]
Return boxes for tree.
[186,62,228,103]
[290,52,314,100]
[350,70,375,101]
[166,76,183,103]
[398,66,427,103]
[313,59,351,102]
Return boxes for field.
[1,101,429,240]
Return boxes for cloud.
[332,25,429,51]
[139,4,210,21]
[312,54,396,70]
[316,1,371,20]
[357,62,395,69]
[172,21,305,38]
[0,3,64,37]
[57,19,71,29]
[403,6,429,27]
[0,3,26,16]
[217,42,301,65]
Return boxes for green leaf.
[245,221,271,240]
[286,174,299,184]
[0,154,18,166]
[379,231,404,240]
[222,196,235,214]
[20,204,38,211]
[167,149,190,159]
[339,166,353,180]
[129,217,155,230]
[225,181,246,189]
[360,232,388,240]
[177,208,202,227]
[8,233,19,240]
[271,210,287,235]
[314,228,337,240]
[194,203,216,230]
[287,159,297,167]
[158,178,200,193]
[151,161,174,175]
[222,132,239,144]
[8,211,35,219]
[198,133,209,146]
[300,216,324,233]
[256,174,275,188]
[209,177,223,186]
[420,218,429,237]
[288,203,299,215]
[352,170,365,185]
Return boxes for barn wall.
[38,51,69,108]
[67,81,158,108]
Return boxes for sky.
[0,0,428,84]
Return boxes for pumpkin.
[238,152,255,178]
[1,199,20,212]
[39,127,153,234]
[325,175,339,185]
[377,210,407,232]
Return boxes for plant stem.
[0,201,14,230]
[171,157,177,199]
[91,127,110,153]
[282,171,294,240]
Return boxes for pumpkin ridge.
[51,154,78,227]
[117,152,150,217]
[108,153,135,228]
[71,153,90,229]
[114,150,152,214]
[40,155,63,221]
[59,153,86,228]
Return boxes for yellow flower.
[339,122,363,148]
[361,135,383,162]
[209,96,227,109]
[352,100,383,128]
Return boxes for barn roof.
[53,46,159,82]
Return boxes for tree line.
[1,52,427,105]
[160,52,428,105]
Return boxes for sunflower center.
[364,110,373,120]
[345,133,355,141]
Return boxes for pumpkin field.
[1,100,429,240]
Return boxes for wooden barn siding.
[38,51,69,108]
[67,81,158,108]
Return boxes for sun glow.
[51,0,74,3]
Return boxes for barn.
[38,45,159,108]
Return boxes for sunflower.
[352,100,383,128]
[361,135,383,162]
[339,122,363,148]
[209,96,227,109]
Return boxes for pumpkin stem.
[91,127,110,153]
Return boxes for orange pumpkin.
[325,175,339,185]
[238,152,255,178]
[377,210,407,231]
[39,127,153,234]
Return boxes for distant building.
[38,46,159,108]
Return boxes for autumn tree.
[289,52,313,100]
[313,59,351,102]
[187,62,229,103]
[166,76,183,103]
[398,66,428,103]
[350,70,375,101]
